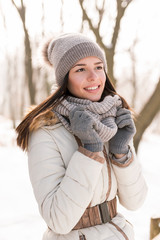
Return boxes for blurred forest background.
[0,1,160,239]
[0,0,160,151]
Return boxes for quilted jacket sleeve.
[28,127,104,234]
[111,141,148,210]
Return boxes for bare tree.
[11,0,35,105]
[0,4,17,126]
[0,4,8,115]
[79,0,132,86]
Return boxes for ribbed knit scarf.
[53,95,122,143]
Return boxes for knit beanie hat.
[43,33,107,86]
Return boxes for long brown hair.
[16,73,130,151]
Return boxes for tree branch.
[111,0,131,50]
[96,0,105,29]
[11,0,19,12]
[78,0,133,85]
[78,0,106,50]
[11,0,25,22]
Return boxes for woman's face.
[68,56,106,101]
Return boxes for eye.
[76,68,85,72]
[96,66,103,70]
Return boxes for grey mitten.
[69,107,103,152]
[109,108,136,154]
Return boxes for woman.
[16,33,147,240]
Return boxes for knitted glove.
[69,107,103,152]
[109,108,136,154]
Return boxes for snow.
[119,133,160,239]
[0,116,160,240]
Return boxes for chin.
[88,96,102,102]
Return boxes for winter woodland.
[0,0,160,239]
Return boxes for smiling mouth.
[84,85,100,91]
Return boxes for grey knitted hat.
[45,33,107,86]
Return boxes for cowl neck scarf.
[53,95,122,143]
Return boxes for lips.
[84,85,100,91]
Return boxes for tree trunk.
[24,26,35,104]
[152,233,160,240]
[150,217,160,240]
[11,0,35,105]
[134,79,160,152]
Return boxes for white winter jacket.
[27,111,147,240]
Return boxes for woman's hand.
[109,108,136,154]
[69,107,103,152]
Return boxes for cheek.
[67,77,82,94]
[100,72,106,86]
[102,71,106,80]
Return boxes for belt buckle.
[98,201,111,223]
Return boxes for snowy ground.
[0,115,160,240]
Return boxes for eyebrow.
[72,61,103,68]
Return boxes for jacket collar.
[29,109,60,132]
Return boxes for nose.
[87,70,98,81]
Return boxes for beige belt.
[73,197,117,230]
